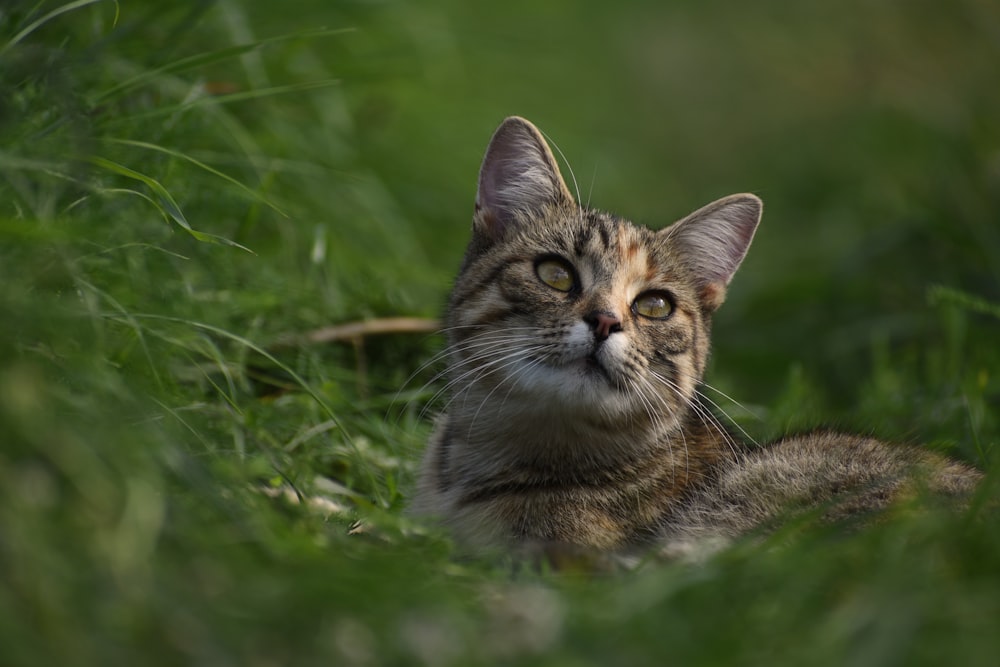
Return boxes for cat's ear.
[473,116,574,241]
[664,194,762,312]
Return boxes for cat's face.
[444,118,761,429]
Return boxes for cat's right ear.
[664,193,762,312]
[473,117,574,243]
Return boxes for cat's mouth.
[534,348,623,391]
[584,353,603,371]
[549,351,607,377]
[581,351,617,385]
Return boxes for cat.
[410,116,982,561]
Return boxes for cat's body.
[411,117,981,558]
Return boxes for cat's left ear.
[473,116,575,243]
[664,194,762,312]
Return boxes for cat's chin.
[505,355,635,417]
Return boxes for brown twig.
[270,316,441,349]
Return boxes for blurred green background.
[1,1,998,665]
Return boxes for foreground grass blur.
[1,1,998,665]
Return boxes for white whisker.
[396,328,545,412]
[647,368,742,461]
[694,388,759,448]
[422,343,544,419]
[698,380,762,422]
[466,351,550,440]
[587,161,599,210]
[539,128,582,208]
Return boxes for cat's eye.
[535,257,576,292]
[633,291,673,319]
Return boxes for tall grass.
[1,1,998,665]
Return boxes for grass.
[1,0,999,665]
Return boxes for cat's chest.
[441,447,703,549]
[449,479,683,550]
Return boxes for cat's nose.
[584,311,623,341]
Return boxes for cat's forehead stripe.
[572,225,592,257]
[595,217,612,248]
[565,211,611,257]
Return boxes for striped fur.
[411,117,982,559]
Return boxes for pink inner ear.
[473,118,573,239]
[664,194,762,289]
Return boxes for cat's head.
[445,117,761,427]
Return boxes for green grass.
[1,0,999,665]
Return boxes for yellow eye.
[633,292,673,319]
[535,258,575,292]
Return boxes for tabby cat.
[411,116,981,560]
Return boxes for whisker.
[642,373,693,475]
[466,351,550,440]
[587,161,599,210]
[429,344,549,421]
[698,380,763,423]
[647,368,742,460]
[391,331,543,424]
[629,374,679,485]
[668,368,760,449]
[694,388,760,448]
[539,128,582,208]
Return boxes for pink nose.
[585,312,622,341]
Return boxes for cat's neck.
[442,387,739,478]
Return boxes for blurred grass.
[1,0,998,665]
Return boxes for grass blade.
[100,312,384,506]
[93,27,353,105]
[1,0,119,58]
[89,156,254,252]
[108,80,341,124]
[928,285,1000,320]
[105,138,288,217]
